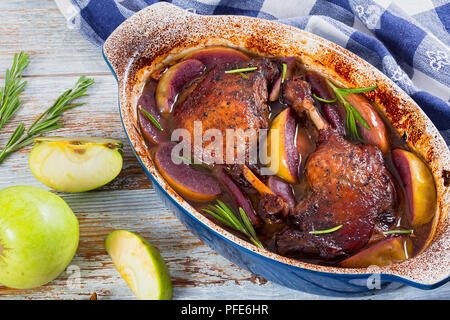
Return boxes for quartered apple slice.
[29,136,123,192]
[155,59,205,113]
[105,230,173,300]
[339,236,413,268]
[392,149,437,226]
[266,108,300,183]
[182,46,250,68]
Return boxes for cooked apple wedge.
[267,176,296,209]
[183,47,249,68]
[266,108,300,184]
[213,167,261,226]
[305,71,345,135]
[29,137,123,192]
[392,149,437,226]
[339,236,413,268]
[137,81,167,144]
[343,93,389,153]
[269,57,297,101]
[105,230,172,300]
[156,59,205,113]
[155,142,221,202]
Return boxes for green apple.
[0,186,79,289]
[105,230,172,300]
[29,136,123,193]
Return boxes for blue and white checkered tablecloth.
[56,0,450,144]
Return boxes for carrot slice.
[242,165,274,195]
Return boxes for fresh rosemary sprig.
[312,93,336,104]
[309,224,343,234]
[176,154,191,164]
[0,76,94,164]
[0,51,30,131]
[383,229,414,236]
[203,200,264,249]
[139,106,163,131]
[281,63,287,83]
[175,154,210,172]
[313,79,377,140]
[225,67,258,74]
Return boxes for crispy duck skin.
[276,80,396,260]
[173,58,279,164]
[258,192,289,224]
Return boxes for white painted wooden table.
[0,0,448,300]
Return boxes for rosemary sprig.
[309,224,343,234]
[312,93,337,104]
[175,154,210,172]
[281,63,287,83]
[0,51,30,130]
[138,106,163,131]
[383,229,414,236]
[314,79,376,140]
[0,76,94,164]
[203,200,264,249]
[176,154,191,164]
[225,67,258,74]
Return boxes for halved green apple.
[105,230,172,300]
[29,137,123,192]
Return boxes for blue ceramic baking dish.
[102,2,450,296]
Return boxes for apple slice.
[339,236,413,268]
[343,93,389,153]
[183,47,249,68]
[29,137,123,192]
[156,59,205,113]
[305,71,346,135]
[213,167,261,227]
[155,142,221,202]
[266,108,300,184]
[267,176,296,209]
[392,149,437,226]
[137,81,167,144]
[105,230,172,300]
[269,57,297,102]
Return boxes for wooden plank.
[0,74,150,191]
[0,189,264,300]
[0,0,448,300]
[0,1,109,76]
[0,188,448,300]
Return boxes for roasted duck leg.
[276,79,396,259]
[173,58,279,164]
